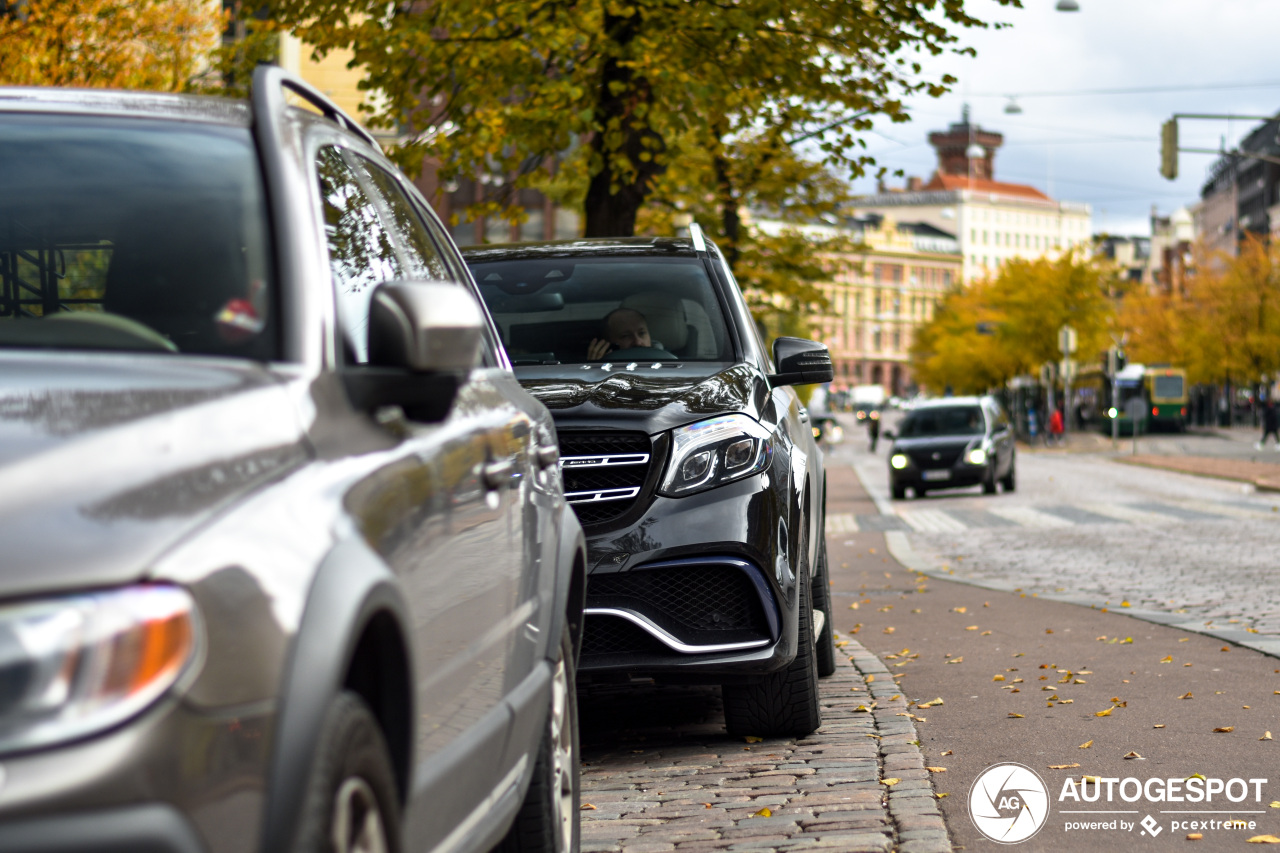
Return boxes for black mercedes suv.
[464,231,836,737]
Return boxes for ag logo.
[969,762,1050,844]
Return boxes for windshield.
[898,405,985,437]
[0,114,276,359]
[469,256,731,365]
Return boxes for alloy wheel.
[331,775,390,853]
[549,656,576,851]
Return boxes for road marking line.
[898,508,969,533]
[985,506,1075,528]
[1077,503,1168,524]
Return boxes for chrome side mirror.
[368,281,483,372]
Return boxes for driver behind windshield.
[588,307,651,360]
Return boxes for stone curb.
[578,640,948,852]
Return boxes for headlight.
[0,585,199,753]
[659,414,771,497]
[1107,407,1118,418]
[890,453,909,470]
[967,448,987,465]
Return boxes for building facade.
[850,109,1092,282]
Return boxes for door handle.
[482,458,514,490]
[535,444,559,469]
[797,408,809,423]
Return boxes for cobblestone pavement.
[577,640,948,853]
[845,438,1280,654]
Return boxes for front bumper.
[576,473,801,683]
[891,462,989,490]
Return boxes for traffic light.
[1160,119,1178,180]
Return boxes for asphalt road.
[825,422,1280,850]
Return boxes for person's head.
[603,307,651,350]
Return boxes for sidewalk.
[1116,454,1280,491]
[826,461,1280,851]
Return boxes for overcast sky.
[847,0,1280,237]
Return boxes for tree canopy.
[270,0,1017,238]
[0,0,221,90]
[911,252,1118,395]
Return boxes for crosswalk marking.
[898,508,969,533]
[984,506,1076,528]
[1078,502,1170,524]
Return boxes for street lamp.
[1004,97,1023,115]
[1056,0,1080,10]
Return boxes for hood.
[515,362,769,435]
[0,352,310,597]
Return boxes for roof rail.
[251,64,380,151]
[688,220,707,252]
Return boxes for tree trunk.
[713,149,741,268]
[581,11,665,237]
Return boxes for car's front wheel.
[1001,458,1017,492]
[722,573,822,738]
[292,691,401,853]
[982,465,998,495]
[497,626,580,853]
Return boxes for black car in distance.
[464,231,837,737]
[886,396,1017,499]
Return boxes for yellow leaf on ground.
[993,674,1005,682]
[953,607,966,614]
[1187,773,1206,781]
[935,792,949,799]
[1123,751,1142,759]
[1181,692,1194,699]
[880,778,900,786]
[941,750,953,756]
[1213,726,1235,733]
[1008,713,1025,718]
[946,657,964,664]
[702,803,712,808]
[918,697,945,708]
[751,807,772,818]
[1074,679,1088,684]
[1160,655,1173,663]
[1083,775,1101,783]
[1270,801,1280,809]
[1121,601,1131,607]
[1179,637,1189,642]
[982,631,993,636]
[1095,707,1113,717]
[1188,833,1203,840]
[1154,724,1166,728]
[1058,699,1074,705]
[965,625,979,631]
[883,627,895,634]
[1079,740,1093,749]
[866,675,875,683]
[1247,835,1280,844]
[926,766,947,772]
[1121,637,1133,644]
[1046,629,1054,634]
[1262,732,1274,741]
[854,705,872,712]
[1049,763,1081,769]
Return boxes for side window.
[352,157,452,283]
[315,146,404,363]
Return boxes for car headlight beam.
[967,448,987,465]
[659,414,772,497]
[0,585,199,754]
[890,453,909,470]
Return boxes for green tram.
[1074,363,1188,435]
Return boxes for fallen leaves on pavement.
[751,807,772,818]
[880,778,900,786]
[1079,740,1093,749]
[1049,763,1080,770]
[1181,692,1194,699]
[1247,835,1280,844]
[580,804,597,810]
[1008,713,1025,718]
[1123,751,1143,760]
[1213,726,1235,733]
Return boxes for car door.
[312,143,530,850]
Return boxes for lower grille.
[588,562,772,643]
[907,447,965,469]
[559,431,652,526]
[580,615,668,658]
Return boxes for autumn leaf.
[993,674,1005,682]
[1213,726,1235,733]
[946,657,964,665]
[918,698,945,708]
[744,736,763,743]
[580,803,598,810]
[1095,707,1114,717]
[953,606,967,614]
[1049,763,1081,769]
[1181,692,1194,699]
[1160,655,1173,663]
[1083,775,1101,783]
[883,627,895,634]
[751,807,772,818]
[965,625,979,631]
[866,675,875,683]
[1123,751,1143,759]
[1263,732,1274,741]
[1154,724,1166,729]
[702,803,712,809]
[1008,713,1025,718]
[880,778,900,786]
[1247,835,1280,844]
[1079,740,1093,749]
[1270,801,1280,809]
[1187,773,1206,781]
[1188,832,1203,840]
[935,792,949,799]
[926,766,947,772]
[941,750,954,756]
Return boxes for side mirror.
[882,429,895,439]
[768,337,834,387]
[344,281,484,421]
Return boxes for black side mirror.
[768,337,834,387]
[343,280,484,421]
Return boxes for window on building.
[982,230,988,245]
[942,271,952,287]
[874,291,882,313]
[873,329,882,351]
[892,329,901,350]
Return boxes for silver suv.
[0,67,584,853]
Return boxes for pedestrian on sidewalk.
[867,409,881,452]
[1047,405,1064,447]
[1258,399,1279,450]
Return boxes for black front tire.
[497,627,581,853]
[291,691,402,853]
[722,573,822,738]
[891,481,907,500]
[982,466,998,494]
[1001,459,1017,492]
[811,539,837,678]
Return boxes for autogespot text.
[1059,776,1268,837]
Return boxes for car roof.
[0,87,250,127]
[462,237,702,264]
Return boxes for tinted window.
[0,115,276,359]
[899,406,985,437]
[316,147,404,363]
[469,256,731,365]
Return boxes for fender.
[259,534,413,852]
[545,505,586,662]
